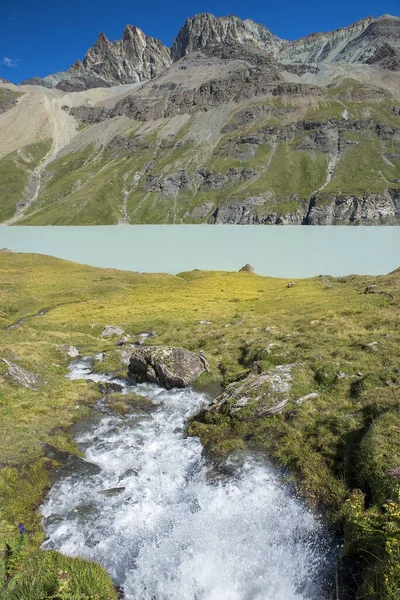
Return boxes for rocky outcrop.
[208,364,293,419]
[172,13,283,60]
[0,98,18,114]
[25,25,171,91]
[0,89,20,114]
[69,75,319,125]
[128,346,210,389]
[306,192,400,225]
[82,26,172,84]
[239,264,255,272]
[1,359,39,389]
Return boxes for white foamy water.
[41,359,333,600]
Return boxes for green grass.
[0,253,399,596]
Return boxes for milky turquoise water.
[1,225,399,277]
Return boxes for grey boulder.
[128,346,209,389]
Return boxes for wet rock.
[103,487,126,497]
[40,443,101,477]
[99,381,125,394]
[100,325,125,338]
[116,335,131,347]
[239,264,255,273]
[1,359,39,389]
[128,346,210,389]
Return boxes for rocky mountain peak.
[171,13,283,61]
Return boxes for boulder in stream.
[128,346,210,389]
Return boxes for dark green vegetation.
[6,79,400,225]
[0,252,399,598]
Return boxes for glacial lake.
[0,225,399,277]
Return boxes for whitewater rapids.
[41,358,333,600]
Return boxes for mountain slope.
[1,13,400,225]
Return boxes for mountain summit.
[21,13,400,91]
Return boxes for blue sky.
[1,0,399,82]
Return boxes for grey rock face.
[306,192,400,225]
[26,25,171,91]
[128,346,210,389]
[172,13,283,61]
[209,364,293,418]
[1,359,38,389]
[83,26,172,84]
[239,264,255,272]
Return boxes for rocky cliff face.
[20,13,400,92]
[22,25,171,91]
[171,13,283,60]
[82,26,172,84]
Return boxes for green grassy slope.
[11,80,400,225]
[0,252,399,597]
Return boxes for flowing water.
[41,359,334,600]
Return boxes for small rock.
[239,264,255,273]
[116,335,131,347]
[325,284,333,289]
[357,372,363,377]
[388,466,400,479]
[287,282,296,288]
[199,320,213,325]
[366,342,378,351]
[310,320,319,325]
[336,371,347,380]
[100,325,125,338]
[60,344,80,358]
[296,392,319,405]
[364,285,378,294]
[1,359,38,389]
[94,352,105,362]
